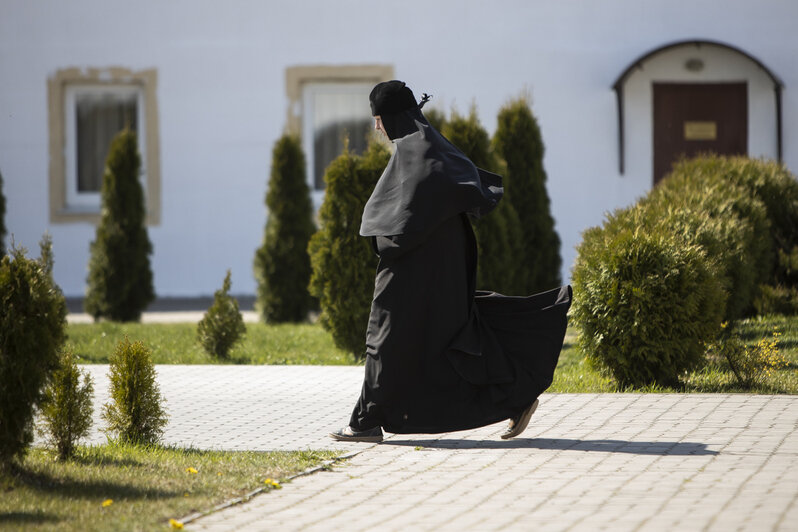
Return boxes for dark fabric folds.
[360,108,502,238]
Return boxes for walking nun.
[331,80,572,443]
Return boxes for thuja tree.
[254,135,316,322]
[197,269,246,359]
[494,96,562,293]
[0,168,6,257]
[442,108,524,294]
[0,241,67,466]
[85,129,154,321]
[308,140,390,358]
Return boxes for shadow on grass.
[3,463,180,500]
[383,438,718,455]
[0,511,61,525]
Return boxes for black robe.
[350,108,571,434]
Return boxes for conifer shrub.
[308,141,389,358]
[0,242,67,466]
[197,270,246,359]
[572,215,725,387]
[85,129,155,322]
[254,135,316,322]
[39,348,94,460]
[646,169,771,319]
[442,108,524,294]
[660,156,798,315]
[0,168,6,257]
[102,338,167,445]
[494,96,562,293]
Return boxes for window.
[64,84,144,209]
[302,83,373,190]
[48,67,161,224]
[285,65,394,205]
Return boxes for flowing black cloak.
[350,108,571,434]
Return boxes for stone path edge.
[176,447,373,526]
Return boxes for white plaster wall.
[1,0,797,297]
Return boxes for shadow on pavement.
[382,437,718,455]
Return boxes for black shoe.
[329,426,383,443]
[500,398,539,440]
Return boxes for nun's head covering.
[369,80,432,140]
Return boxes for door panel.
[652,83,747,184]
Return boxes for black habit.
[349,104,572,435]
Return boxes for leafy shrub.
[643,175,771,319]
[0,242,67,466]
[85,129,155,322]
[661,156,798,314]
[442,108,524,294]
[705,323,788,388]
[572,218,725,387]
[197,270,246,359]
[493,96,562,293]
[254,135,316,322]
[308,141,388,358]
[39,348,94,460]
[0,168,6,257]
[102,338,167,444]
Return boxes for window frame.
[285,64,394,208]
[48,67,161,225]
[300,81,374,194]
[63,83,146,210]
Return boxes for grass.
[67,322,351,365]
[0,442,338,531]
[67,316,798,393]
[551,315,798,394]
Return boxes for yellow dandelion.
[217,472,222,476]
[184,492,189,497]
[101,499,113,508]
[169,518,185,529]
[186,467,198,474]
[264,478,281,489]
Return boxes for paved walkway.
[40,365,798,531]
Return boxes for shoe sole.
[500,398,539,440]
[328,432,383,443]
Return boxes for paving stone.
[31,364,798,531]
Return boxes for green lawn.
[67,316,798,393]
[67,322,351,365]
[0,442,338,531]
[550,315,798,394]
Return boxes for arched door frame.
[612,39,784,174]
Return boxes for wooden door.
[652,83,747,184]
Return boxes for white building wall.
[1,0,797,297]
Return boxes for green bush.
[0,242,67,466]
[493,96,562,293]
[39,348,94,460]
[661,156,798,314]
[705,323,788,388]
[308,141,389,358]
[85,129,155,322]
[643,175,771,319]
[254,135,316,322]
[197,270,246,359]
[0,168,6,257]
[442,108,524,294]
[102,338,167,445]
[572,213,726,387]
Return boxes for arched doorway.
[613,40,784,184]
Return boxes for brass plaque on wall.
[684,121,717,141]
